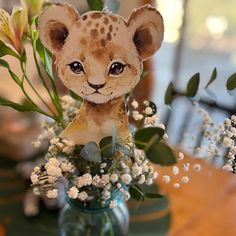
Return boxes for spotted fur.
[39,4,164,144]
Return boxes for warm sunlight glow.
[156,0,183,43]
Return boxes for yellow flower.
[21,0,46,18]
[0,7,28,53]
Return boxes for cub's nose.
[88,82,105,90]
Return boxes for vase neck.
[65,192,124,214]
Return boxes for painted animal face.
[39,4,164,104]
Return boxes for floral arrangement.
[0,0,235,215]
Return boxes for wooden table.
[157,156,236,236]
[1,153,236,236]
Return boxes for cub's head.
[39,4,164,104]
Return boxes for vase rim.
[65,191,124,213]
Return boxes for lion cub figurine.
[39,3,164,145]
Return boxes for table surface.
[0,154,236,236]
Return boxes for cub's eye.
[69,61,84,74]
[109,62,125,75]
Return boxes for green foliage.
[80,142,102,163]
[0,97,38,112]
[134,127,165,149]
[69,90,83,102]
[141,69,150,79]
[134,127,176,166]
[36,38,53,78]
[129,185,164,201]
[145,193,164,199]
[145,142,177,166]
[0,40,19,58]
[129,185,144,201]
[165,82,174,105]
[205,67,217,89]
[87,0,103,10]
[0,59,21,86]
[105,0,120,13]
[99,136,114,158]
[226,73,236,91]
[186,73,200,97]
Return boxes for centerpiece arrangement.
[0,0,236,235]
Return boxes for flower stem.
[20,59,56,116]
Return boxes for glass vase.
[59,193,129,236]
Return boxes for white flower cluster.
[61,95,80,124]
[161,152,202,189]
[131,99,158,125]
[32,96,80,149]
[30,157,75,198]
[49,146,158,208]
[221,115,236,173]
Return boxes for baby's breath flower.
[172,166,179,175]
[32,141,41,148]
[145,107,153,115]
[146,178,153,185]
[162,175,171,184]
[223,164,233,172]
[143,100,150,106]
[183,163,190,172]
[131,100,139,109]
[67,186,79,199]
[173,183,180,189]
[138,174,145,184]
[61,161,74,172]
[178,152,184,161]
[50,138,59,145]
[78,191,88,201]
[193,164,202,172]
[158,123,165,130]
[181,176,189,184]
[110,173,118,183]
[30,173,39,185]
[223,137,232,148]
[121,174,132,185]
[46,189,58,199]
[131,165,142,177]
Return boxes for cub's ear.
[38,4,79,54]
[128,4,164,61]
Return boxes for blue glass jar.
[59,192,129,236]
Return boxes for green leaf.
[146,142,177,166]
[186,73,200,97]
[87,0,103,10]
[205,68,217,89]
[226,73,236,91]
[36,38,53,78]
[134,127,165,150]
[145,193,164,199]
[105,0,120,13]
[165,82,174,105]
[116,143,130,156]
[80,142,102,163]
[69,90,83,102]
[0,40,19,58]
[129,185,144,201]
[0,59,21,86]
[0,97,37,112]
[99,136,114,157]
